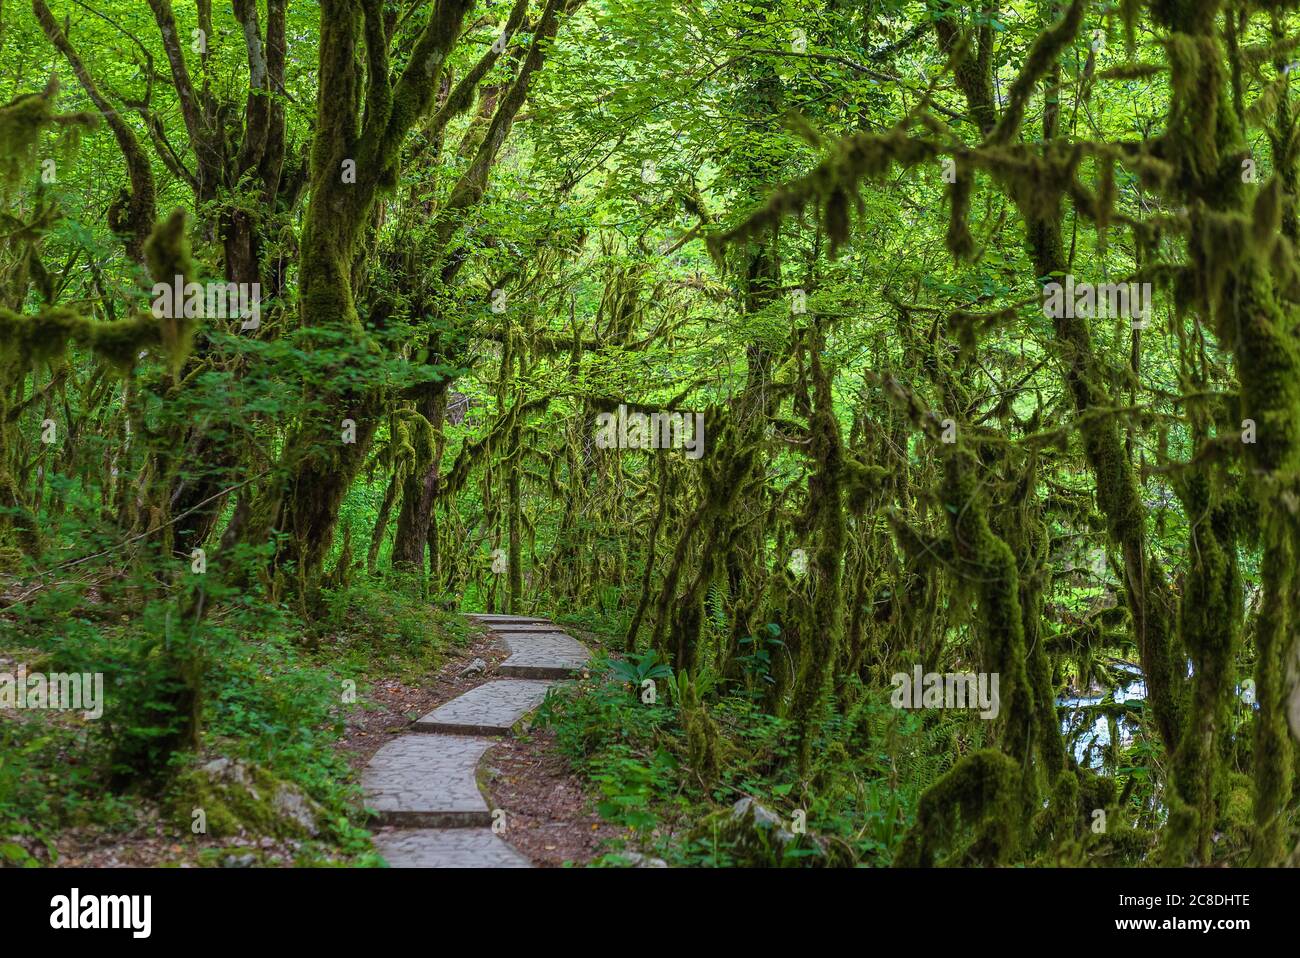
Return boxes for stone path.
[497,630,590,680]
[413,678,554,736]
[372,827,533,868]
[487,623,570,632]
[366,613,589,868]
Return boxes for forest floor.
[482,729,622,865]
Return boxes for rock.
[620,852,668,868]
[273,784,321,837]
[459,657,488,678]
[222,853,257,868]
[202,757,238,779]
[731,797,794,843]
[171,758,324,839]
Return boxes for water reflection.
[1058,674,1258,768]
[1057,678,1146,767]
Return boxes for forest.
[0,0,1298,873]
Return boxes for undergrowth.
[535,651,979,867]
[0,571,464,866]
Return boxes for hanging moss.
[1001,454,1068,780]
[785,328,847,772]
[707,124,939,259]
[1165,458,1241,864]
[1147,0,1300,864]
[0,211,196,377]
[945,172,975,261]
[1034,767,1082,859]
[986,0,1085,147]
[0,78,94,197]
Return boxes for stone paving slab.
[496,630,590,679]
[483,623,569,632]
[373,828,531,868]
[363,735,493,827]
[467,614,550,624]
[413,679,554,736]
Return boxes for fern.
[707,575,730,638]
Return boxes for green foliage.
[537,662,955,865]
[3,0,1299,869]
[607,648,673,690]
[535,666,680,836]
[735,623,784,690]
[314,573,470,681]
[2,562,461,863]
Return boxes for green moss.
[787,334,847,772]
[897,749,1022,867]
[0,78,94,196]
[0,545,24,573]
[1037,768,1081,851]
[945,172,975,260]
[940,444,1035,783]
[1166,455,1241,864]
[1096,822,1156,865]
[1160,797,1200,866]
[1218,771,1255,849]
[167,759,323,840]
[677,672,722,787]
[707,125,939,258]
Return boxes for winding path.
[363,614,589,867]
